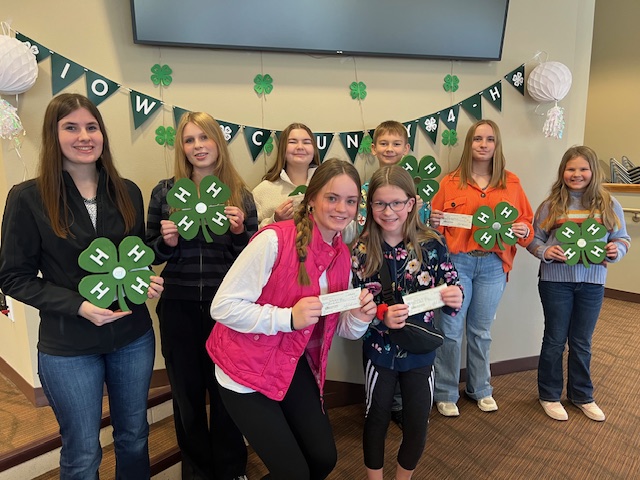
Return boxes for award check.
[440,213,473,229]
[402,284,447,316]
[319,289,362,316]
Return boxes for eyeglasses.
[371,199,412,212]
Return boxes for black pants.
[157,299,247,480]
[363,358,434,470]
[219,356,337,480]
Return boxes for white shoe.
[436,401,459,416]
[477,396,498,412]
[574,401,605,421]
[539,400,568,421]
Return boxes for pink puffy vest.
[207,219,351,401]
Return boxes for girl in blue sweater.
[352,165,463,480]
[527,146,630,422]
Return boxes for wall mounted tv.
[131,0,509,61]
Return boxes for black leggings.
[363,358,434,470]
[218,356,337,480]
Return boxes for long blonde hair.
[36,93,136,238]
[174,112,249,214]
[454,119,507,189]
[263,123,320,182]
[360,165,442,278]
[538,145,620,231]
[293,158,361,286]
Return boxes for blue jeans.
[434,253,506,402]
[537,281,603,404]
[38,328,155,480]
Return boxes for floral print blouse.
[352,237,461,371]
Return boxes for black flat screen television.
[131,0,509,61]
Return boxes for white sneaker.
[574,401,605,422]
[539,400,568,421]
[477,396,498,412]
[436,401,460,416]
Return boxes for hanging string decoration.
[0,98,25,149]
[0,33,38,95]
[527,61,572,139]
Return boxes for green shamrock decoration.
[150,64,173,86]
[167,175,231,242]
[155,126,176,146]
[254,74,274,96]
[555,219,607,267]
[264,136,274,155]
[442,129,457,146]
[289,185,307,197]
[350,81,367,100]
[472,202,519,250]
[398,155,441,202]
[78,236,155,312]
[443,74,459,92]
[358,135,373,154]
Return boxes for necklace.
[472,171,491,176]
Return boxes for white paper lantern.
[0,35,38,95]
[527,61,572,103]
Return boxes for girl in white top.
[252,123,320,227]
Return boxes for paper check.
[440,213,473,229]
[319,289,362,316]
[402,284,447,316]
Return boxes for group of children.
[0,93,630,480]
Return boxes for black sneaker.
[391,409,403,429]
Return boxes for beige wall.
[585,0,640,294]
[1,0,597,386]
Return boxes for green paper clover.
[358,135,373,154]
[289,185,307,197]
[442,129,457,146]
[254,74,274,96]
[78,236,155,312]
[443,74,459,92]
[155,126,176,146]
[398,155,441,202]
[263,136,274,155]
[167,176,231,242]
[555,219,607,267]
[150,64,173,86]
[350,81,367,100]
[472,202,519,250]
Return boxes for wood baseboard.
[605,288,640,303]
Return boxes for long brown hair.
[454,119,507,189]
[293,158,361,286]
[538,145,620,231]
[360,166,442,278]
[174,112,249,214]
[36,93,136,238]
[263,123,320,182]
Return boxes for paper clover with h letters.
[78,236,155,312]
[167,175,231,242]
[472,202,519,250]
[398,155,441,202]
[555,218,607,267]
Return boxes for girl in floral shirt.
[352,166,462,480]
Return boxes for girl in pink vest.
[206,158,377,479]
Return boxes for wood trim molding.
[604,183,640,193]
[605,288,640,303]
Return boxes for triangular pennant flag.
[505,64,525,95]
[418,114,439,144]
[244,126,271,161]
[461,94,483,121]
[440,105,460,131]
[129,90,162,129]
[50,53,85,95]
[314,132,334,163]
[274,130,283,141]
[482,81,503,112]
[339,131,365,164]
[402,120,418,151]
[173,106,190,127]
[84,71,119,107]
[218,120,240,144]
[15,32,51,63]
